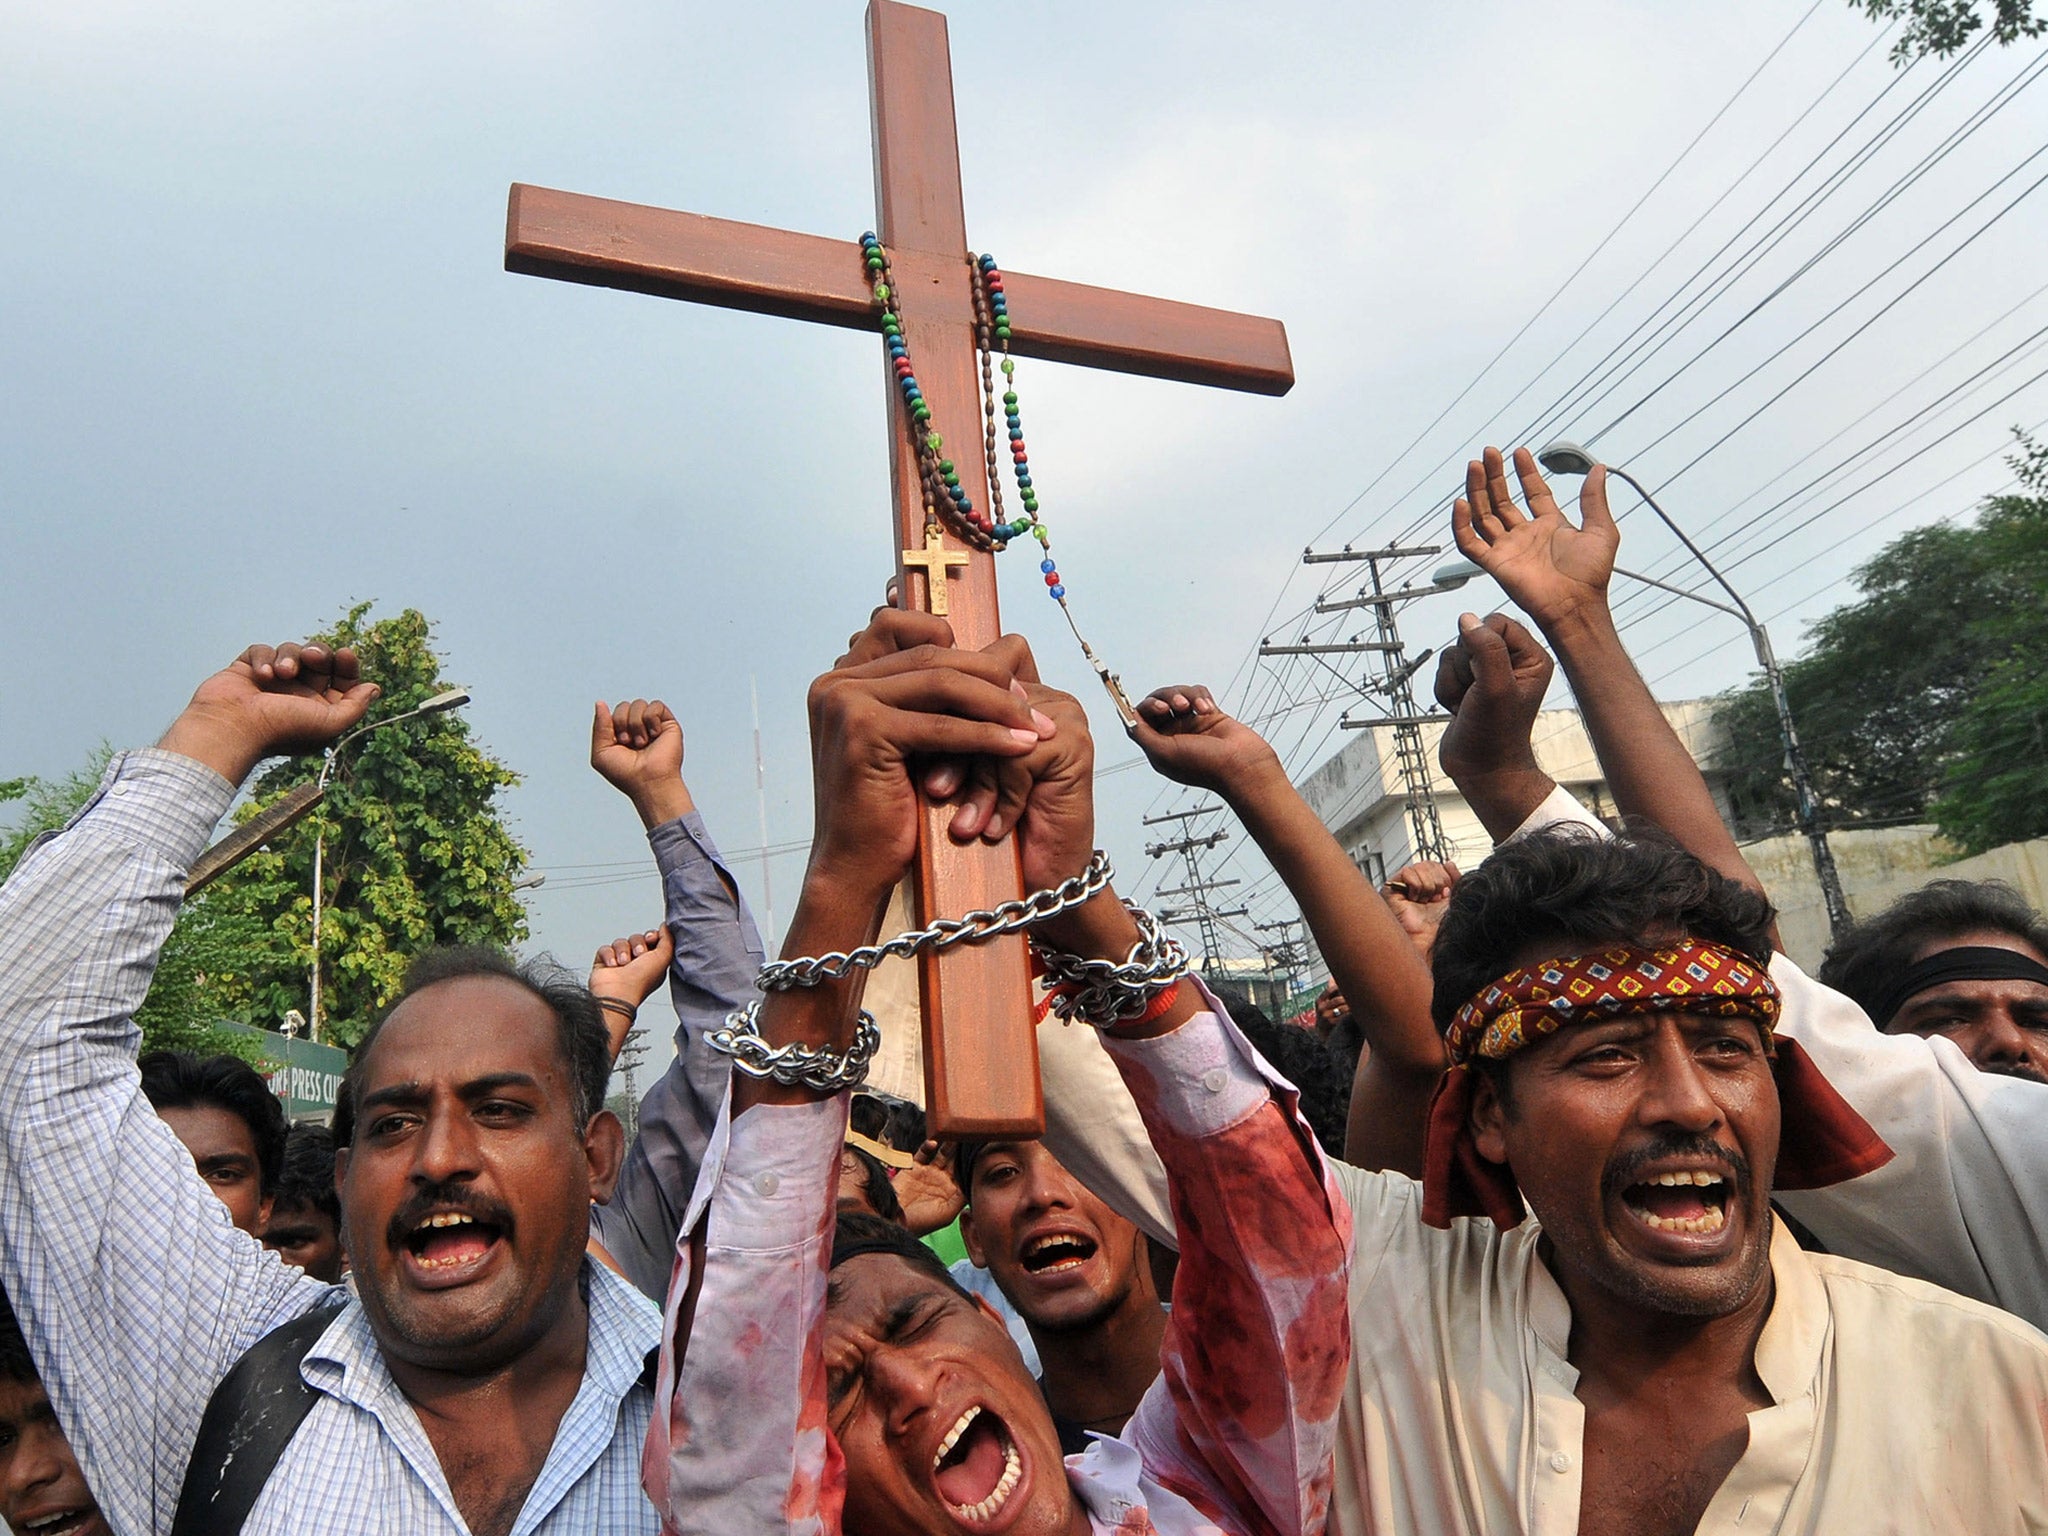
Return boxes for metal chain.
[757,849,1115,990]
[1033,904,1192,1027]
[708,1003,883,1094]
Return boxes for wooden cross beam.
[506,0,1292,1136]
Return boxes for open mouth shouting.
[930,1404,1028,1530]
[1017,1231,1097,1280]
[1617,1166,1735,1248]
[396,1208,508,1287]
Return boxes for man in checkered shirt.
[0,640,661,1535]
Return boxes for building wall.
[1747,825,2048,973]
[1295,700,1732,880]
[1292,699,2048,985]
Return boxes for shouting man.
[956,1138,1167,1450]
[644,610,1351,1536]
[0,642,660,1535]
[1294,444,2048,1534]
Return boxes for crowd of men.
[1,446,2045,1534]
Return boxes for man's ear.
[333,1145,350,1197]
[1469,1068,1511,1167]
[258,1193,276,1232]
[583,1109,627,1204]
[960,1203,988,1269]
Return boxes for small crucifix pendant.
[900,523,972,616]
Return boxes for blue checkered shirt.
[0,749,661,1534]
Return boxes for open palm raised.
[1452,445,1620,632]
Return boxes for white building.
[1292,701,2048,979]
[1294,701,1735,884]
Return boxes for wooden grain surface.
[870,0,1042,1137]
[505,184,1293,395]
[504,0,1298,1136]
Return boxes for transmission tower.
[1252,916,1306,993]
[612,1026,649,1139]
[1143,807,1245,977]
[1261,542,1452,866]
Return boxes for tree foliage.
[1,605,531,1053]
[1848,0,2046,61]
[193,604,531,1046]
[1715,433,2048,855]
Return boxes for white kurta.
[1324,1164,2048,1535]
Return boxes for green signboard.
[221,1022,350,1124]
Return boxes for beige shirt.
[1327,1162,2048,1535]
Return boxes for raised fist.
[591,698,691,829]
[1130,684,1281,796]
[588,926,674,1059]
[1434,612,1553,788]
[1382,860,1459,956]
[158,642,379,786]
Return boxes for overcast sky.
[7,0,2047,1027]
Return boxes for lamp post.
[308,687,471,1041]
[1525,441,1850,938]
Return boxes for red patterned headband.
[1444,940,1781,1066]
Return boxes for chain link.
[756,849,1115,990]
[708,1002,883,1094]
[1033,904,1192,1027]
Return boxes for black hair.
[0,1286,39,1387]
[850,1092,927,1155]
[1431,825,1778,1035]
[272,1122,340,1224]
[829,1211,971,1302]
[139,1049,289,1195]
[952,1137,991,1196]
[1819,879,2048,1024]
[331,946,611,1147]
[1209,984,1353,1157]
[840,1142,905,1225]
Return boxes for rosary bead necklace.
[860,233,1136,726]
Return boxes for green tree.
[1927,438,2048,849]
[2,605,532,1053]
[1714,432,2048,854]
[193,603,532,1046]
[1848,0,2045,61]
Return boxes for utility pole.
[1536,442,1851,939]
[1143,808,1243,977]
[1262,542,1452,867]
[1253,917,1305,995]
[613,1026,649,1139]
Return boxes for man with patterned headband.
[1313,822,2048,1536]
[1439,443,2048,1333]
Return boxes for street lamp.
[308,687,471,1040]
[1532,440,1850,938]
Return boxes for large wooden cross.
[506,0,1292,1136]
